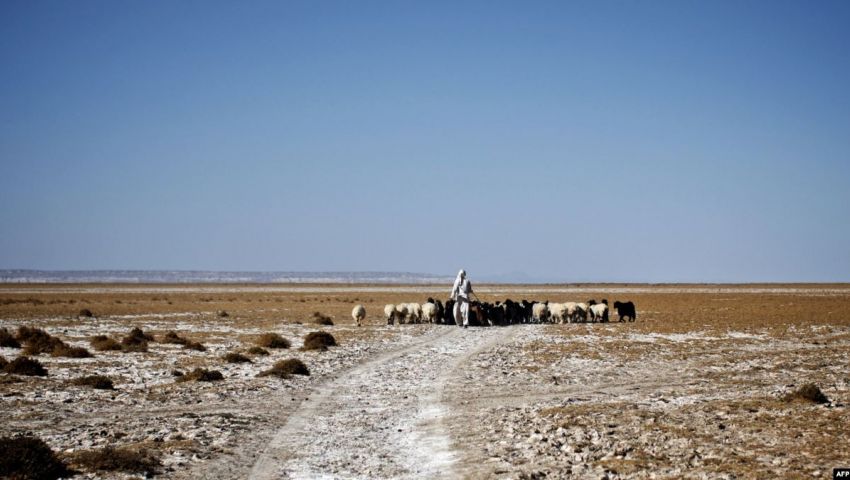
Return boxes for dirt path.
[248,326,519,480]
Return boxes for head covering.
[458,269,466,278]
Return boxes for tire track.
[248,326,518,480]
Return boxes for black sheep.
[613,301,636,322]
[443,299,456,325]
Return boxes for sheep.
[532,302,549,323]
[404,303,422,324]
[613,301,636,322]
[395,304,409,324]
[421,302,438,323]
[351,304,366,327]
[384,304,396,325]
[589,303,609,323]
[573,303,588,323]
[548,303,568,324]
[564,302,578,323]
[443,299,456,325]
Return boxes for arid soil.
[1,284,849,479]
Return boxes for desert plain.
[1,283,849,479]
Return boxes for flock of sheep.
[351,298,637,327]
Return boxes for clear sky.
[1,0,849,282]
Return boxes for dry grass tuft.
[247,346,269,356]
[217,310,229,317]
[0,355,6,369]
[17,327,64,355]
[258,358,310,378]
[71,375,114,390]
[0,327,20,348]
[222,352,252,363]
[70,445,160,475]
[178,368,224,382]
[256,333,291,349]
[161,330,206,351]
[783,383,829,404]
[311,311,334,326]
[3,356,48,376]
[0,436,72,479]
[78,308,94,318]
[120,328,153,352]
[90,335,122,351]
[301,331,337,351]
[50,343,92,358]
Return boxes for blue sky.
[1,1,849,282]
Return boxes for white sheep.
[548,303,568,324]
[564,302,578,323]
[421,302,437,323]
[405,303,422,324]
[589,303,608,322]
[532,303,549,323]
[351,304,366,327]
[384,304,396,325]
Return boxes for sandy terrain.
[1,284,849,479]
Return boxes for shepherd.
[450,269,474,328]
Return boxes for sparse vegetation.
[0,436,72,480]
[783,383,829,404]
[0,327,20,348]
[311,311,334,326]
[3,356,48,376]
[258,358,310,378]
[78,308,94,318]
[0,355,6,369]
[90,335,122,351]
[71,375,114,390]
[178,368,224,382]
[301,331,337,351]
[50,343,92,358]
[247,346,269,356]
[218,310,229,317]
[17,326,64,355]
[120,328,153,352]
[161,330,206,351]
[256,333,291,349]
[70,446,160,475]
[222,352,252,363]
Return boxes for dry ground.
[1,284,849,479]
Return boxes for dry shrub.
[18,327,64,356]
[126,327,154,342]
[51,343,92,358]
[161,331,206,351]
[71,446,160,475]
[311,311,334,326]
[217,310,229,318]
[120,328,152,352]
[258,358,310,378]
[256,333,291,349]
[178,368,224,382]
[3,356,48,376]
[71,375,114,390]
[78,308,94,318]
[0,328,20,348]
[182,340,206,351]
[161,331,186,344]
[222,352,252,363]
[783,383,829,404]
[90,335,122,351]
[0,356,6,369]
[0,436,72,479]
[301,331,337,351]
[247,346,269,356]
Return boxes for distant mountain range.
[0,270,456,284]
